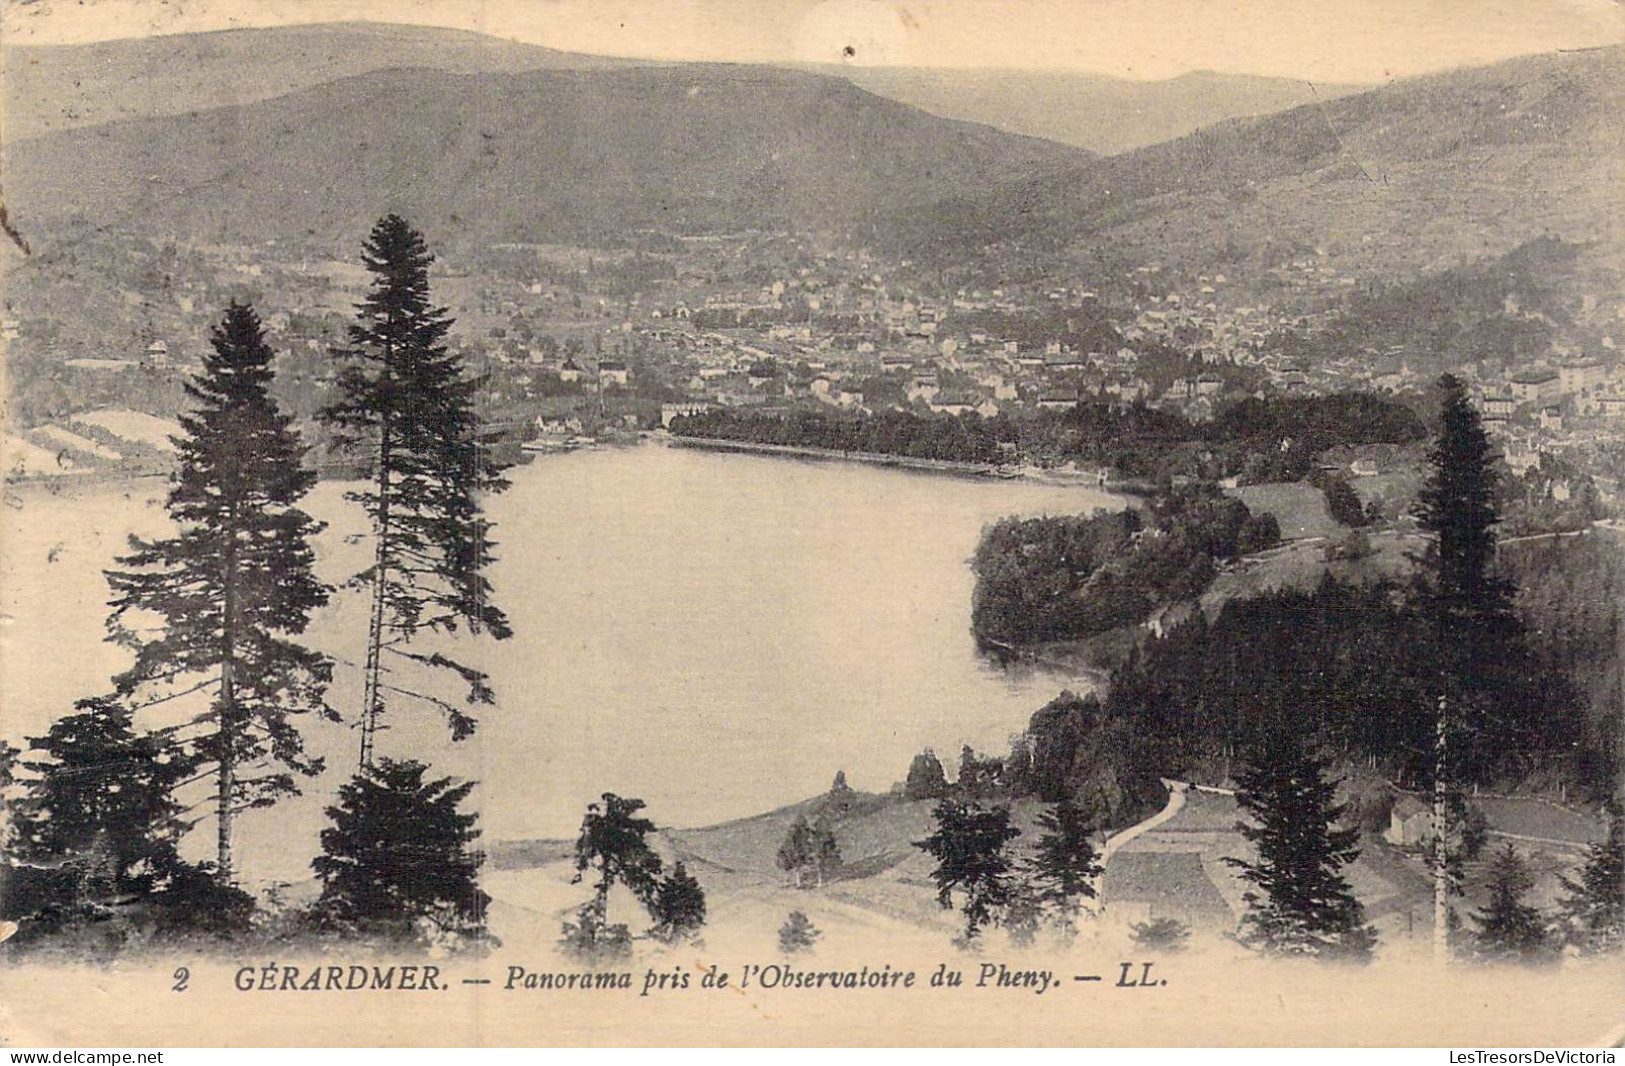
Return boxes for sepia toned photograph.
[0,0,1622,1048]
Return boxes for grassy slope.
[481,771,1601,957]
[2,22,639,142]
[3,65,1088,253]
[890,46,1625,276]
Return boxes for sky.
[2,0,1622,82]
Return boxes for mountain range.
[882,45,1625,277]
[1,63,1089,252]
[1,22,634,143]
[830,66,1369,154]
[2,22,1621,279]
[4,21,1365,153]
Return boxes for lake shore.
[4,443,1117,882]
[666,433,1157,493]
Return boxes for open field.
[1232,481,1340,541]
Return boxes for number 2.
[172,966,190,993]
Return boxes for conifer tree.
[320,215,511,765]
[648,861,707,944]
[106,302,331,883]
[572,793,664,914]
[778,910,821,954]
[775,813,842,888]
[810,818,842,887]
[1556,811,1623,954]
[9,697,192,896]
[1413,375,1535,960]
[1026,798,1104,938]
[1225,729,1375,961]
[311,758,490,944]
[1413,374,1535,775]
[913,799,1021,944]
[904,749,949,800]
[776,814,814,888]
[1469,843,1553,963]
[2,699,260,945]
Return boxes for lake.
[1,443,1119,883]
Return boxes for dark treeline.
[971,484,1281,645]
[936,569,1603,843]
[1503,533,1625,776]
[1320,238,1582,376]
[671,390,1424,481]
[673,406,1007,463]
[998,572,1604,828]
[1210,393,1426,483]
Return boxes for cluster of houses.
[1474,357,1625,443]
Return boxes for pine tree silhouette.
[1026,798,1103,938]
[10,698,192,896]
[913,799,1021,944]
[311,758,491,945]
[649,861,707,943]
[1556,810,1623,954]
[1469,842,1554,964]
[320,216,511,766]
[572,793,664,914]
[810,818,842,888]
[1225,728,1375,961]
[778,910,821,954]
[106,302,330,883]
[1413,374,1536,779]
[776,814,814,888]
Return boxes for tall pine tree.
[1412,375,1553,960]
[1225,728,1375,961]
[320,216,510,765]
[1413,374,1539,780]
[107,302,331,883]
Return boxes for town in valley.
[0,8,1621,1048]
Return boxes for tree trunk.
[359,421,392,769]
[217,655,235,883]
[1432,693,1450,965]
[217,501,240,885]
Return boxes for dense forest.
[950,376,1619,833]
[970,484,1280,645]
[670,390,1425,481]
[1310,238,1592,376]
[673,406,1006,464]
[1503,532,1625,773]
[954,570,1607,835]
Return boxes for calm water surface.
[2,444,1118,882]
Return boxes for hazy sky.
[3,0,1621,81]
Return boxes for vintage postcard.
[1,0,1622,1048]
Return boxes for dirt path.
[1090,778,1187,902]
